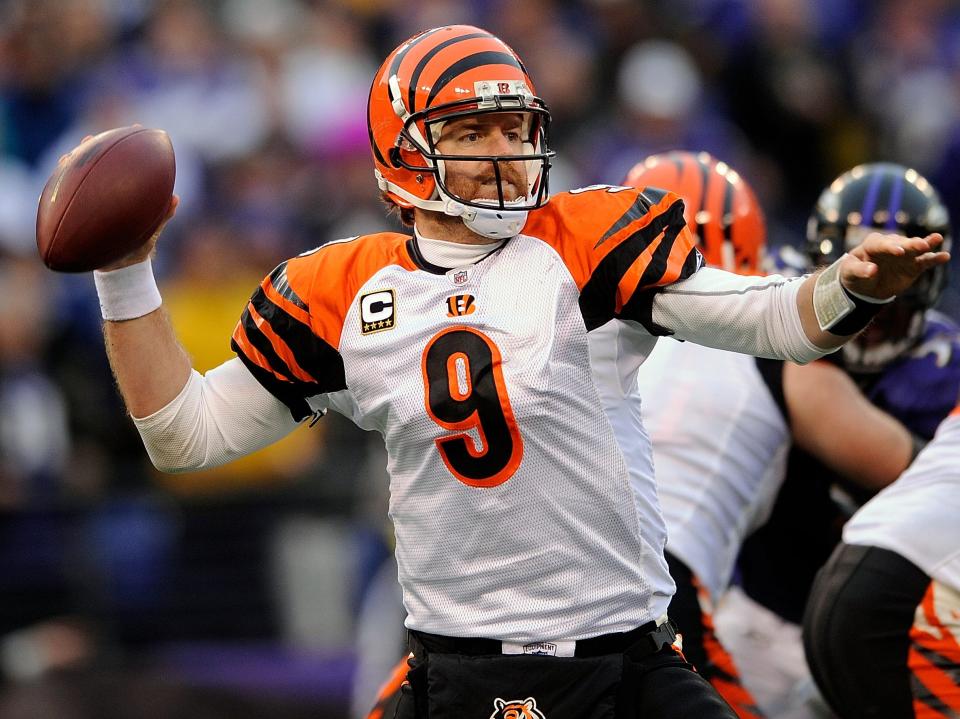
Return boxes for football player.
[365,150,776,719]
[717,163,960,718]
[89,27,947,718]
[804,396,960,718]
[609,152,918,718]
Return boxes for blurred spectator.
[0,255,69,506]
[277,6,378,158]
[573,38,749,186]
[158,216,329,497]
[720,0,862,217]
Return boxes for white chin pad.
[461,202,529,239]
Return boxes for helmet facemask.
[841,298,927,374]
[382,77,553,239]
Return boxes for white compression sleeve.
[131,357,306,473]
[651,267,832,364]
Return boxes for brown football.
[36,126,176,272]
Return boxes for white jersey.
[843,408,960,590]
[632,337,791,600]
[230,187,820,642]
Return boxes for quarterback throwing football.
[89,26,948,719]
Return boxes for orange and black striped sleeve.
[231,255,346,422]
[232,233,416,421]
[524,187,703,333]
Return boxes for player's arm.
[130,357,303,473]
[97,197,309,472]
[539,188,947,361]
[547,188,947,363]
[648,232,949,363]
[783,361,913,490]
[99,196,192,417]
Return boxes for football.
[36,126,176,272]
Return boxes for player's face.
[434,112,529,203]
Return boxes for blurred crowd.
[2,0,960,716]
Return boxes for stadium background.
[1,0,959,716]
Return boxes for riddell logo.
[446,294,476,317]
[490,697,546,719]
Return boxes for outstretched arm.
[647,232,949,363]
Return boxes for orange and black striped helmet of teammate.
[624,151,766,275]
[367,25,554,238]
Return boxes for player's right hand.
[99,194,179,272]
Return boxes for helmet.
[807,162,952,372]
[624,151,766,275]
[367,25,554,239]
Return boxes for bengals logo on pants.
[490,697,546,719]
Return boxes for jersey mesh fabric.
[218,188,835,644]
[844,413,960,589]
[634,339,791,600]
[333,236,669,642]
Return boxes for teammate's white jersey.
[632,337,791,600]
[843,407,960,590]
[229,188,821,642]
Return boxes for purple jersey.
[865,311,960,439]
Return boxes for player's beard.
[444,159,528,205]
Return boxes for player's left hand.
[840,232,950,300]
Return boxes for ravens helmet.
[807,162,951,372]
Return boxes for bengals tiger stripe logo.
[446,294,476,317]
[490,697,546,719]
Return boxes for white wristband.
[93,258,162,321]
[813,258,855,331]
[814,254,897,333]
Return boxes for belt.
[409,617,678,659]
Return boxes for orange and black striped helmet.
[368,26,553,225]
[624,151,766,275]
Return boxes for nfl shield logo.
[453,270,468,285]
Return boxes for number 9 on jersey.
[421,327,524,487]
